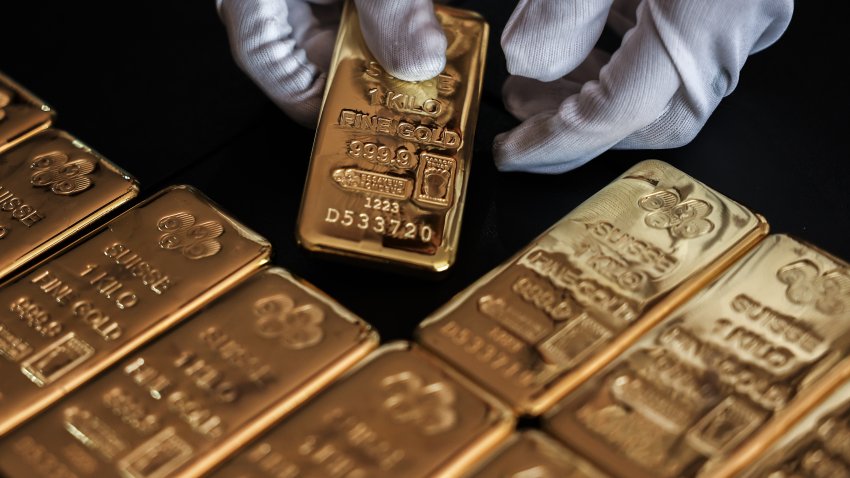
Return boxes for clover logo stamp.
[381,371,457,435]
[254,294,324,349]
[638,189,714,239]
[29,151,97,195]
[157,212,224,260]
[777,259,850,315]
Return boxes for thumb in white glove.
[495,0,794,174]
[217,0,447,126]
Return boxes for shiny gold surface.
[0,267,377,477]
[417,160,768,414]
[739,377,850,478]
[0,72,54,154]
[467,430,609,478]
[297,3,488,272]
[212,342,514,478]
[0,185,270,437]
[0,129,138,279]
[544,234,850,478]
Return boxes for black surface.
[2,2,846,341]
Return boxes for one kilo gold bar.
[0,72,54,154]
[0,267,377,478]
[211,342,514,478]
[0,129,139,279]
[297,2,488,273]
[0,185,271,437]
[417,160,768,414]
[544,234,850,477]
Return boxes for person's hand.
[495,0,794,174]
[217,0,447,126]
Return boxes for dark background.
[1,1,846,341]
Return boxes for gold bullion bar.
[466,430,610,478]
[211,342,514,478]
[737,376,850,478]
[0,267,378,478]
[544,234,850,478]
[0,185,271,437]
[0,72,54,153]
[0,129,139,279]
[417,160,768,414]
[296,2,488,273]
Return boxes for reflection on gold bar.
[417,160,768,414]
[0,72,54,153]
[544,234,850,478]
[0,267,377,478]
[296,3,488,272]
[0,129,138,279]
[0,185,271,437]
[739,377,850,478]
[212,342,514,478]
[467,430,609,478]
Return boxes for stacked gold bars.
[2,2,850,478]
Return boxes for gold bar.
[0,267,378,477]
[738,376,850,478]
[296,3,488,273]
[0,185,270,437]
[0,72,54,153]
[211,342,514,478]
[417,160,768,414]
[544,234,850,478]
[0,129,139,279]
[467,430,610,478]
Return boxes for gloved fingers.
[286,0,341,72]
[502,49,611,120]
[494,7,681,174]
[219,0,326,126]
[614,87,720,150]
[354,0,447,81]
[501,0,614,82]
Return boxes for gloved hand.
[495,0,794,174]
[217,0,447,126]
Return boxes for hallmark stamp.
[638,189,714,239]
[30,151,96,196]
[777,259,850,315]
[157,212,223,260]
[21,333,95,387]
[415,152,456,208]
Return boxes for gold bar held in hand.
[417,160,769,414]
[297,2,488,272]
[544,234,850,477]
[0,185,271,437]
[0,129,139,279]
[212,342,514,478]
[0,267,377,477]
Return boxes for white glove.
[217,0,447,126]
[495,0,794,174]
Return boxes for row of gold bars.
[3,8,850,478]
[3,64,850,478]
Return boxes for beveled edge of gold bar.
[185,266,380,477]
[0,184,272,437]
[0,129,140,280]
[296,2,489,274]
[0,70,55,153]
[417,159,770,415]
